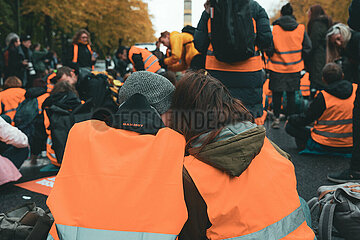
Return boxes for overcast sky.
[143,0,284,37]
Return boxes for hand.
[91,56,96,61]
[22,60,28,66]
[204,0,210,14]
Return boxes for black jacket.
[349,0,360,32]
[66,43,94,69]
[288,80,354,126]
[306,16,331,88]
[342,31,360,84]
[194,0,273,55]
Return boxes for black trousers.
[273,91,295,118]
[351,86,360,170]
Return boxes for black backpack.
[209,0,256,63]
[14,98,39,138]
[182,25,196,36]
[46,100,93,164]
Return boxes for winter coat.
[164,31,200,72]
[193,0,273,118]
[342,31,360,84]
[0,116,28,148]
[306,16,331,89]
[349,0,360,32]
[33,50,48,73]
[288,80,354,126]
[179,122,293,239]
[4,46,25,80]
[66,43,94,69]
[269,15,312,92]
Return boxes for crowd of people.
[0,0,359,239]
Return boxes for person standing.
[66,29,97,72]
[306,5,332,95]
[194,0,273,119]
[3,37,26,82]
[267,3,312,129]
[20,35,36,88]
[328,0,360,182]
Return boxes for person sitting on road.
[159,30,204,71]
[47,71,188,239]
[171,70,315,240]
[286,63,356,154]
[0,77,26,124]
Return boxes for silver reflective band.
[47,138,53,146]
[143,54,153,65]
[145,58,159,71]
[317,119,353,125]
[313,129,353,138]
[269,59,303,66]
[47,234,55,240]
[227,206,306,240]
[3,108,16,114]
[53,224,177,240]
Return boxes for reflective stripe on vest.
[51,224,177,240]
[129,46,161,73]
[205,18,263,72]
[300,72,310,97]
[47,121,187,239]
[311,84,357,147]
[267,24,305,73]
[184,137,315,240]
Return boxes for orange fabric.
[0,88,26,123]
[129,46,161,73]
[72,44,94,70]
[184,138,314,240]
[47,120,187,234]
[37,93,50,114]
[46,72,56,93]
[205,18,263,72]
[49,224,60,240]
[44,111,60,167]
[267,24,305,73]
[15,176,55,196]
[300,72,310,97]
[311,84,357,147]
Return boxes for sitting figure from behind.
[286,63,356,154]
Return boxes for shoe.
[271,118,280,129]
[327,169,360,183]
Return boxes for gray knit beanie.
[118,71,175,114]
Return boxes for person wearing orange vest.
[127,46,163,73]
[194,0,272,119]
[170,70,315,240]
[267,3,312,129]
[300,71,311,98]
[286,63,356,154]
[47,71,188,240]
[45,71,57,93]
[159,30,204,71]
[0,77,26,124]
[67,29,96,71]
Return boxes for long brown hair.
[72,29,91,45]
[307,5,332,35]
[170,70,254,151]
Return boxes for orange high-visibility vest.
[184,137,315,240]
[129,46,161,73]
[36,93,49,114]
[267,24,305,73]
[205,18,263,72]
[46,72,56,93]
[300,72,311,97]
[43,111,59,166]
[311,84,357,148]
[72,44,94,70]
[47,120,187,240]
[0,88,26,123]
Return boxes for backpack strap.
[318,201,336,240]
[307,197,320,214]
